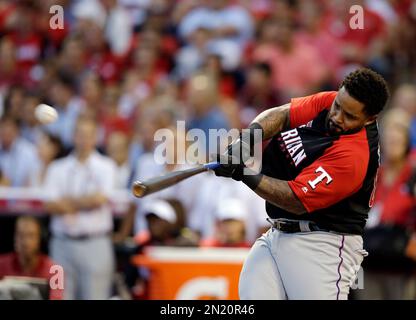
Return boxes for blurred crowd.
[0,0,416,300]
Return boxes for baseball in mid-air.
[35,104,58,125]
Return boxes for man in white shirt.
[44,117,116,300]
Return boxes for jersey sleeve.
[287,141,368,213]
[290,91,337,128]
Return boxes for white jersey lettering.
[281,128,307,167]
[308,166,333,189]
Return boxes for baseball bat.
[132,162,220,198]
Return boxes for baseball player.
[214,68,390,299]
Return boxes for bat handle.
[203,162,221,170]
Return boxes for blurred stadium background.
[0,0,416,300]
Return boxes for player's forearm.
[243,174,306,215]
[251,103,290,140]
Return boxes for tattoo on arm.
[247,103,303,213]
[254,175,306,215]
[251,104,291,139]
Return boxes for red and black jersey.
[261,91,380,235]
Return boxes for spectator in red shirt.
[374,110,416,227]
[0,216,63,299]
[296,0,342,85]
[0,38,21,91]
[80,72,104,121]
[6,4,43,89]
[239,62,281,126]
[251,17,327,100]
[358,108,416,299]
[0,0,18,32]
[99,85,131,145]
[321,0,387,72]
[74,17,123,84]
[57,36,87,85]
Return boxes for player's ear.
[364,115,377,126]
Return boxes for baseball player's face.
[326,87,375,136]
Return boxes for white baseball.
[35,104,58,125]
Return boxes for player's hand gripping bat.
[132,162,220,198]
